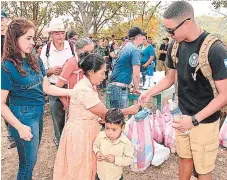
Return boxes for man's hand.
[52,66,62,75]
[138,91,151,106]
[96,152,105,161]
[172,115,193,132]
[132,88,141,94]
[105,154,115,163]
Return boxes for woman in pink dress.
[53,54,140,180]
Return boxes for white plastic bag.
[219,117,227,147]
[151,141,170,167]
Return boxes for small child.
[93,108,134,180]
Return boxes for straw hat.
[47,18,65,32]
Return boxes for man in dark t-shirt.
[157,38,169,72]
[139,2,227,179]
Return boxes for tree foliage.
[196,15,227,43]
[212,1,227,9]
[54,1,141,37]
[212,1,227,17]
[100,2,162,40]
[1,1,60,38]
[1,1,163,37]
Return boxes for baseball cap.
[67,30,78,39]
[163,37,169,41]
[75,37,93,49]
[128,27,147,38]
[1,10,7,18]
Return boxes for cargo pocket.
[175,140,181,156]
[202,142,218,168]
[191,143,205,163]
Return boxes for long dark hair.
[2,18,40,76]
[78,53,105,76]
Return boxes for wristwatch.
[192,115,199,126]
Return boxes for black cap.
[128,27,147,38]
[1,10,7,18]
[67,30,78,39]
[163,37,169,41]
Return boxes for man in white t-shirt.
[40,18,75,145]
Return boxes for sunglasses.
[164,18,191,35]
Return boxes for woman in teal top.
[138,36,156,85]
[1,18,72,180]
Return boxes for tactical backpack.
[171,34,227,119]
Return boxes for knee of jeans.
[19,157,37,170]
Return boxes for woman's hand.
[59,97,69,111]
[17,124,33,141]
[129,104,141,115]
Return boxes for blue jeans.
[106,84,129,109]
[99,79,107,89]
[8,105,44,180]
[49,95,65,143]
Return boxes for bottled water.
[168,99,190,135]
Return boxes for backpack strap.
[196,34,219,97]
[45,42,51,69]
[69,41,75,56]
[194,32,210,73]
[46,42,51,58]
[46,41,75,57]
[171,41,179,68]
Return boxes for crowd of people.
[1,1,227,180]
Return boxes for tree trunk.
[93,24,98,37]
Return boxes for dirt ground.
[1,94,227,180]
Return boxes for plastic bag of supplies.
[153,109,165,143]
[124,108,155,172]
[219,116,227,147]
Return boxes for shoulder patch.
[189,53,199,67]
[224,58,227,68]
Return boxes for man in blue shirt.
[107,27,146,108]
